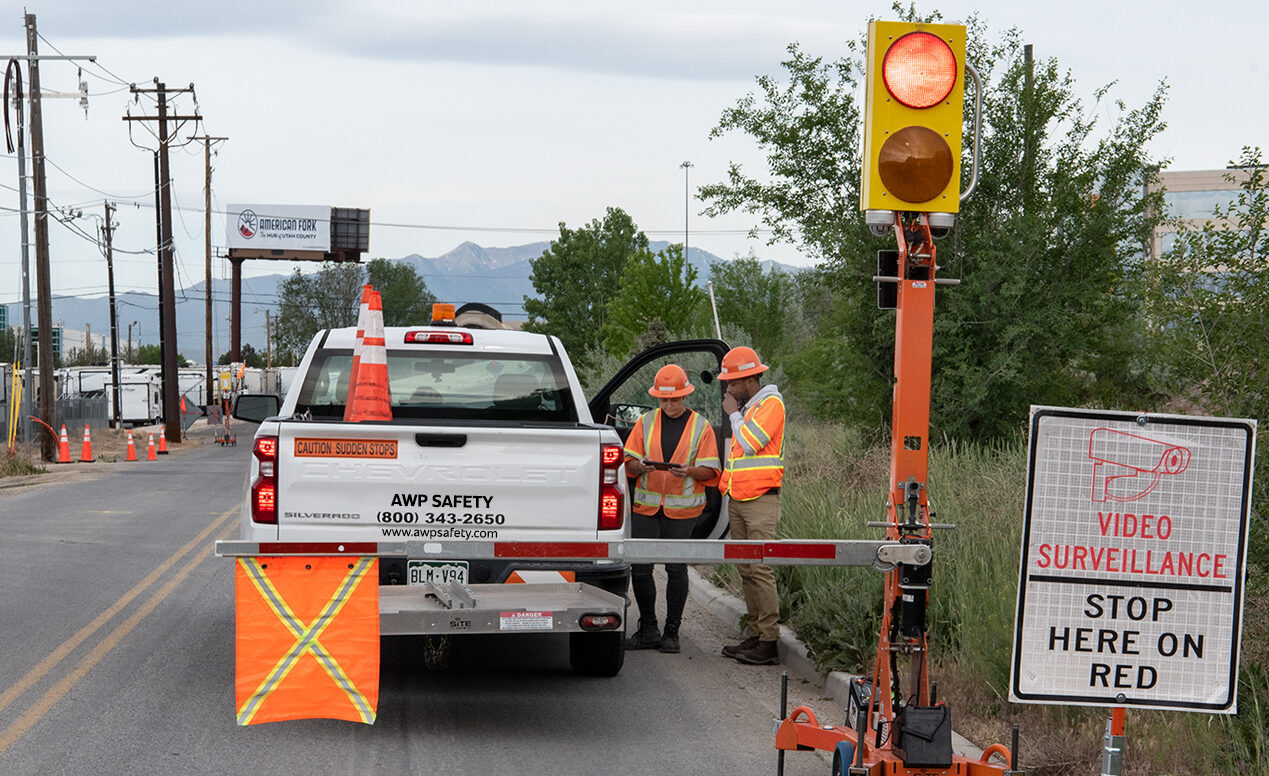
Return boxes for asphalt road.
[0,431,836,776]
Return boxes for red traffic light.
[882,31,957,109]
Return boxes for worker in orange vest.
[717,346,786,665]
[623,364,721,654]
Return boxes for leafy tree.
[367,257,436,326]
[218,343,265,368]
[708,255,798,361]
[1146,147,1269,507]
[701,7,1168,438]
[63,339,110,367]
[137,343,187,367]
[524,207,648,367]
[275,262,364,357]
[274,259,434,357]
[603,243,705,356]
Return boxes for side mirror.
[233,393,280,423]
[699,369,716,385]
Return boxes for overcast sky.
[1,1,1265,316]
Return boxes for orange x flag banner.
[235,556,379,725]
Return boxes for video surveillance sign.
[1010,406,1256,713]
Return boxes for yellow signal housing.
[860,20,966,214]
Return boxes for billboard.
[226,204,330,252]
[1010,406,1257,713]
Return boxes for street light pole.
[679,161,693,265]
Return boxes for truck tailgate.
[275,422,605,542]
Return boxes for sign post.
[1011,406,1257,769]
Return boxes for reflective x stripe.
[236,557,376,725]
[742,418,771,447]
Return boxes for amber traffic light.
[861,21,966,215]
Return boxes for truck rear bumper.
[379,581,626,636]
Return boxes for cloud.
[334,10,856,81]
[28,4,857,82]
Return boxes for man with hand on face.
[717,346,786,666]
[623,364,721,654]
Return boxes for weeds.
[1,449,45,478]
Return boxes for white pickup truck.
[232,314,731,676]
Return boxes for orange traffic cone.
[344,289,393,422]
[343,284,373,422]
[126,430,138,462]
[79,424,94,463]
[146,433,158,461]
[157,426,169,454]
[56,424,72,463]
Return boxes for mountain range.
[2,241,798,361]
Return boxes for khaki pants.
[728,491,781,641]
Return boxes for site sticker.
[1010,406,1256,713]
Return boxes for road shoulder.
[687,566,987,759]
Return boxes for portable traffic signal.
[860,21,966,215]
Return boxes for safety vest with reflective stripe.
[720,390,785,501]
[623,408,721,519]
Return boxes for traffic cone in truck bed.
[344,290,393,422]
[343,284,373,422]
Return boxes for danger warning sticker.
[499,611,554,631]
[293,438,398,459]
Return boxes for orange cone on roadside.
[343,284,373,422]
[146,433,158,461]
[126,430,138,461]
[344,290,393,422]
[56,424,72,463]
[79,424,94,463]
[157,426,169,454]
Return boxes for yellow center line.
[0,517,241,757]
[0,507,237,719]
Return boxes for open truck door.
[587,339,731,540]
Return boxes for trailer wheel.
[568,631,624,677]
[831,740,855,776]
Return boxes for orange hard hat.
[648,364,694,398]
[718,346,768,381]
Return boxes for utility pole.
[4,17,93,454]
[190,134,226,409]
[264,310,272,369]
[123,80,199,445]
[26,15,55,461]
[102,202,121,429]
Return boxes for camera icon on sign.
[1087,428,1191,503]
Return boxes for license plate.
[408,560,469,586]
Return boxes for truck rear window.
[294,349,578,423]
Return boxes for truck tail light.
[598,442,624,531]
[251,435,278,524]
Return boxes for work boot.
[659,623,681,654]
[625,620,661,650]
[734,639,780,665]
[721,635,759,659]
